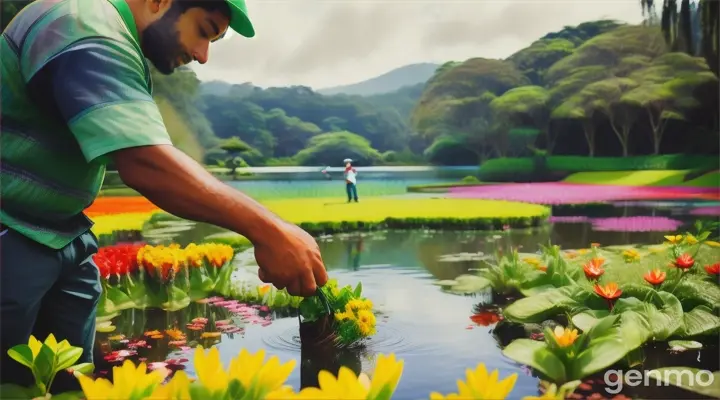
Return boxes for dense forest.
[3,1,718,167]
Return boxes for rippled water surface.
[100,206,718,399]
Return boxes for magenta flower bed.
[590,216,684,232]
[449,183,718,205]
[690,206,720,216]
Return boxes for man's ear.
[148,0,173,15]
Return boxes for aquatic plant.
[299,279,378,347]
[94,242,236,315]
[502,316,633,385]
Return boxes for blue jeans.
[346,182,358,202]
[0,228,102,393]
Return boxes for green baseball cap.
[226,0,255,38]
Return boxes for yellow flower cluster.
[335,298,377,336]
[621,248,641,263]
[136,243,234,279]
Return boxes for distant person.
[0,0,328,392]
[344,158,359,203]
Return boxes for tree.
[552,96,601,156]
[647,0,719,76]
[293,131,382,166]
[218,136,252,178]
[581,78,640,156]
[490,86,552,153]
[621,84,681,154]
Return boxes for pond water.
[96,218,719,399]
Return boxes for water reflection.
[99,217,715,398]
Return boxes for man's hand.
[254,220,329,297]
[113,145,329,298]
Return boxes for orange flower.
[644,269,666,286]
[583,260,605,281]
[672,253,695,270]
[594,282,622,300]
[259,284,271,296]
[590,242,601,248]
[552,326,579,348]
[705,263,720,275]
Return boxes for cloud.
[191,0,645,89]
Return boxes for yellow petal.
[28,336,42,359]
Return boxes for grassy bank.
[477,155,718,182]
[563,170,720,187]
[89,197,550,237]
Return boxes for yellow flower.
[77,360,166,400]
[335,311,354,321]
[355,310,377,336]
[552,326,578,348]
[366,354,404,400]
[522,257,541,266]
[165,329,186,341]
[705,240,720,247]
[622,249,641,262]
[149,370,191,399]
[664,235,683,245]
[430,363,517,400]
[684,234,698,245]
[193,346,230,394]
[227,348,296,397]
[259,284,272,296]
[348,299,371,311]
[200,332,221,339]
[291,367,369,399]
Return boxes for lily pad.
[433,280,458,287]
[668,340,703,351]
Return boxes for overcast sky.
[190,0,645,90]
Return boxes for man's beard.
[141,6,188,75]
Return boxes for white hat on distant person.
[343,158,353,163]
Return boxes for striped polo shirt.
[1,0,172,249]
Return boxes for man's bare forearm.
[112,144,280,245]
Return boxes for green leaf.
[645,291,684,341]
[95,295,117,317]
[68,362,95,378]
[573,331,627,380]
[668,340,703,350]
[615,311,653,352]
[54,347,83,373]
[7,345,34,369]
[162,286,191,311]
[0,384,32,399]
[212,263,237,297]
[502,339,567,383]
[444,275,492,294]
[504,286,587,323]
[648,367,720,398]
[353,282,363,297]
[677,305,720,337]
[571,309,610,332]
[105,286,135,312]
[673,278,720,311]
[33,344,56,393]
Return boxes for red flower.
[673,253,695,270]
[705,263,720,275]
[470,311,502,326]
[644,269,666,286]
[93,244,144,279]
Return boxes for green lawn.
[563,170,719,187]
